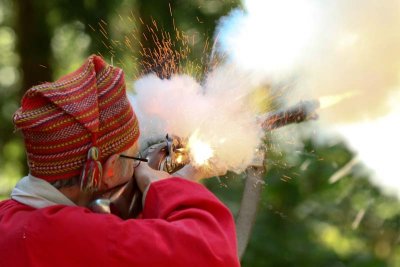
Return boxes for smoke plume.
[130,65,264,173]
[129,0,400,195]
[214,0,400,195]
[216,0,400,122]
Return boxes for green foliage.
[207,135,400,266]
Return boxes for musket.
[89,100,320,226]
[261,100,319,131]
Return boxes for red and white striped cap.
[13,55,139,182]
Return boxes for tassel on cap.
[80,146,103,192]
[13,55,139,183]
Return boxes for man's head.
[13,55,140,195]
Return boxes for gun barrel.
[261,100,320,131]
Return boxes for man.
[0,55,240,267]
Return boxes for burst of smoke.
[217,0,400,122]
[334,92,400,197]
[128,0,399,195]
[215,0,400,195]
[129,64,264,174]
[300,0,400,122]
[215,0,317,81]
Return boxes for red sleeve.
[0,178,239,267]
[107,177,240,267]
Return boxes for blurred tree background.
[0,0,399,266]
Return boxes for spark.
[352,208,366,230]
[319,91,360,110]
[328,157,360,184]
[168,3,173,17]
[187,131,214,166]
[94,13,208,80]
[175,154,184,164]
[336,105,400,197]
[88,24,96,32]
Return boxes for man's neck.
[59,186,93,207]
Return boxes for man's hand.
[173,163,228,182]
[134,162,171,193]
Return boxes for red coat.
[0,177,240,267]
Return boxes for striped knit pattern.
[13,55,140,182]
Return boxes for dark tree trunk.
[15,0,52,96]
[13,0,53,175]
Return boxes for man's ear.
[102,154,119,183]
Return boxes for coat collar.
[11,174,76,209]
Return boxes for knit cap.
[13,55,139,184]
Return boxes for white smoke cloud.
[216,0,318,81]
[301,0,400,122]
[127,0,400,196]
[130,66,263,173]
[215,0,400,195]
[334,91,400,197]
[217,0,400,122]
